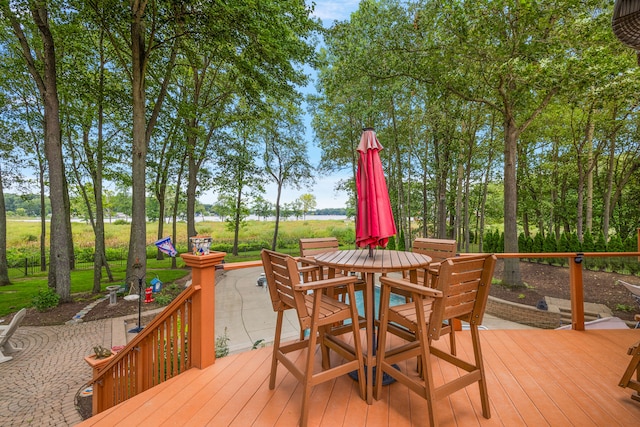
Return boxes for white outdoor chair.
[619,280,640,328]
[0,308,26,363]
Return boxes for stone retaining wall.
[486,296,563,329]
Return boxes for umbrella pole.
[368,245,374,258]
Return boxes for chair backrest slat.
[412,238,457,263]
[429,254,496,339]
[0,308,26,346]
[261,249,310,323]
[299,237,340,257]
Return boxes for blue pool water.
[352,286,407,319]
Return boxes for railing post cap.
[181,251,227,268]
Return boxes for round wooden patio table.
[313,248,432,404]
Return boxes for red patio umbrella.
[355,128,397,255]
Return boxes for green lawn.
[0,258,190,317]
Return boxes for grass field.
[7,218,355,254]
[0,218,356,316]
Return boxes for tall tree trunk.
[95,39,112,284]
[171,155,186,270]
[575,109,594,242]
[127,7,148,279]
[271,184,283,251]
[454,151,464,247]
[186,153,198,238]
[602,135,616,239]
[39,161,46,272]
[586,121,594,232]
[232,183,244,256]
[434,133,449,238]
[35,5,72,300]
[0,165,10,286]
[463,145,473,253]
[550,138,559,239]
[503,118,522,286]
[478,117,496,251]
[3,2,72,298]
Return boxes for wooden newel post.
[181,251,226,369]
[569,253,585,331]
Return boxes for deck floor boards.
[79,329,640,427]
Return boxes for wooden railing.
[87,251,226,415]
[493,251,640,331]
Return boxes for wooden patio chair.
[374,254,497,426]
[620,339,640,402]
[261,249,365,427]
[299,237,367,301]
[402,237,457,287]
[395,238,459,355]
[0,308,26,364]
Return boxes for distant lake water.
[201,214,348,222]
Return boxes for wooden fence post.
[181,251,226,369]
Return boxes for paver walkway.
[0,319,111,426]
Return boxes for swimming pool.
[352,286,407,319]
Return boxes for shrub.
[154,293,173,306]
[32,288,60,312]
[216,327,230,358]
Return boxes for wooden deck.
[79,328,640,426]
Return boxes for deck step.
[544,296,613,323]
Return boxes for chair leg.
[411,296,439,426]
[421,339,438,427]
[449,326,456,356]
[300,323,319,427]
[348,286,366,401]
[470,324,490,419]
[270,310,284,390]
[320,327,330,370]
[374,285,392,400]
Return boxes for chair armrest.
[298,256,318,266]
[299,265,320,275]
[379,276,443,299]
[295,275,358,291]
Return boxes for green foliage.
[582,230,595,252]
[396,229,406,251]
[113,219,129,225]
[608,235,625,252]
[568,233,581,252]
[386,235,396,250]
[32,288,60,312]
[216,327,230,358]
[154,283,183,306]
[22,234,38,243]
[518,233,527,252]
[595,232,607,251]
[154,293,173,306]
[532,233,544,252]
[615,304,634,312]
[558,232,569,252]
[543,233,557,252]
[497,232,504,252]
[543,233,558,265]
[624,232,638,252]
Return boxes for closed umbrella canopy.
[355,128,397,251]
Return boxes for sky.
[201,1,362,211]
